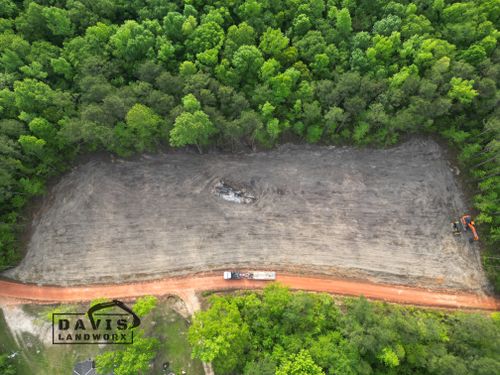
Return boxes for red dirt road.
[0,274,498,311]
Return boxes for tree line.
[0,0,498,288]
[189,284,500,375]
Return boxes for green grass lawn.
[0,297,204,375]
[1,305,99,374]
[147,298,204,375]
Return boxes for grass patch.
[146,297,204,374]
[0,297,203,375]
[0,306,100,374]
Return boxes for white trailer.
[223,271,276,280]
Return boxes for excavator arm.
[468,222,479,241]
[460,215,479,241]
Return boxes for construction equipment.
[223,271,276,280]
[459,214,479,241]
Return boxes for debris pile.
[214,180,256,204]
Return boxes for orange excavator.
[459,214,479,241]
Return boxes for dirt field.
[3,139,488,291]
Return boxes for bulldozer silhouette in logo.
[87,299,141,330]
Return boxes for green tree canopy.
[190,285,500,375]
[276,350,325,375]
[170,94,217,152]
[0,0,498,288]
[189,297,250,374]
[448,77,478,104]
[112,103,163,155]
[259,27,289,59]
[109,20,155,63]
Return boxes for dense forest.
[189,284,500,374]
[0,0,498,287]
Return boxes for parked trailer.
[223,271,276,280]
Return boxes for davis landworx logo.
[52,300,141,344]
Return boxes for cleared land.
[3,139,488,291]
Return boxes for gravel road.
[4,139,488,291]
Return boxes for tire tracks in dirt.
[5,140,488,291]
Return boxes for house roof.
[73,359,96,375]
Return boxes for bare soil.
[0,275,498,311]
[3,139,488,291]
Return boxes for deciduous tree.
[170,94,217,152]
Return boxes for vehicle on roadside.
[223,271,276,280]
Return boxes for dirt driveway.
[0,275,498,311]
[3,139,488,291]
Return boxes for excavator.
[452,214,479,241]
